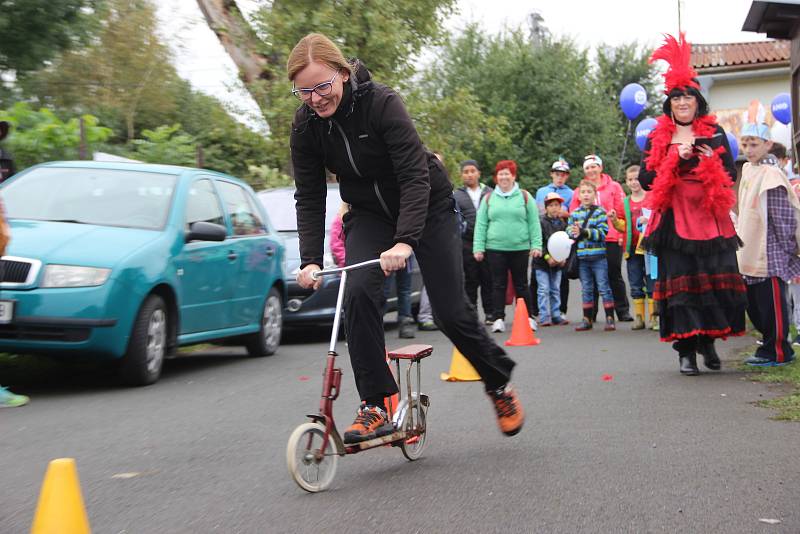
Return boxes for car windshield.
[258,188,341,232]
[2,167,177,230]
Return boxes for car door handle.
[227,251,238,261]
[265,245,276,257]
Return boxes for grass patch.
[738,342,800,421]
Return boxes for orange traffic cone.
[504,298,540,346]
[31,458,91,534]
[440,346,481,381]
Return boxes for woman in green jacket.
[474,160,543,332]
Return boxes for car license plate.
[0,300,14,324]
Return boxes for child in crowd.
[532,192,568,326]
[737,122,800,366]
[567,180,615,331]
[621,165,656,330]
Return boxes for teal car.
[0,162,286,385]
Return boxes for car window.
[185,179,225,232]
[216,181,266,236]
[1,167,176,230]
[258,188,341,232]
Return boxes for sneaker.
[745,355,796,367]
[0,386,29,408]
[604,316,616,332]
[528,317,538,331]
[418,321,438,331]
[575,318,592,331]
[398,317,416,339]
[491,318,505,333]
[552,317,569,326]
[343,405,394,444]
[539,320,553,327]
[756,338,764,346]
[793,335,800,347]
[487,385,524,436]
[484,318,494,325]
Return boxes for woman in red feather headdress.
[638,33,747,376]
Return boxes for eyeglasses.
[291,71,340,101]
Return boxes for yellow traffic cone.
[31,458,91,534]
[440,346,481,381]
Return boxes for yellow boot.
[648,298,659,331]
[632,298,645,330]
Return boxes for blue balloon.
[635,118,657,151]
[771,92,792,125]
[620,83,647,120]
[726,132,739,160]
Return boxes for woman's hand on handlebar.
[297,263,322,290]
[380,243,413,276]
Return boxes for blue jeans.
[383,264,413,318]
[626,254,654,299]
[579,255,613,306]
[534,268,562,323]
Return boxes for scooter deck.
[346,429,417,452]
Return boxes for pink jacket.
[569,173,626,244]
[330,214,345,267]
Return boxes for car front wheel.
[120,294,168,386]
[245,287,282,357]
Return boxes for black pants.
[746,277,794,363]
[606,242,630,315]
[343,200,516,399]
[463,244,493,316]
[530,265,570,316]
[486,250,532,321]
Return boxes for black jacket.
[290,60,453,269]
[453,184,492,244]
[531,214,567,271]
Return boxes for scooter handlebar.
[310,258,383,281]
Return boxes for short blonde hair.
[578,179,597,193]
[287,33,352,81]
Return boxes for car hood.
[6,219,164,267]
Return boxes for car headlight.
[41,265,112,288]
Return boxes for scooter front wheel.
[286,422,339,492]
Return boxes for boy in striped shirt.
[568,180,616,331]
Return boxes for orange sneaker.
[343,404,394,444]
[488,385,524,436]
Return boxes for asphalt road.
[2,289,799,533]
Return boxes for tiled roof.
[691,40,790,71]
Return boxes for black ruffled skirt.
[643,210,747,342]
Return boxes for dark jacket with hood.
[531,213,568,271]
[290,60,453,269]
[453,184,492,246]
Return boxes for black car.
[257,185,422,325]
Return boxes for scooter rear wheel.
[287,422,339,492]
[400,400,428,461]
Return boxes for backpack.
[484,188,529,207]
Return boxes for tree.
[423,26,623,190]
[196,0,457,171]
[595,42,660,171]
[27,0,181,142]
[0,103,111,168]
[0,0,101,73]
[127,124,196,166]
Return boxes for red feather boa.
[644,114,735,217]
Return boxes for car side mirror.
[186,221,227,242]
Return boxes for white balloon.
[547,231,574,262]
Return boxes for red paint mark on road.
[298,376,310,381]
[601,374,614,382]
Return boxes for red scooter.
[286,258,431,492]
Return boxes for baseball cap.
[543,192,564,204]
[551,159,570,173]
[583,154,603,170]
